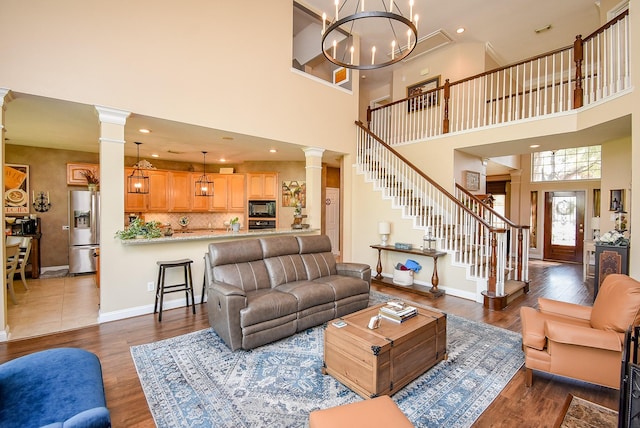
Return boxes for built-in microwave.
[248,200,276,218]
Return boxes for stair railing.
[454,184,530,283]
[367,11,630,146]
[356,121,510,296]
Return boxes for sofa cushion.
[301,253,337,280]
[240,289,298,327]
[264,255,308,287]
[275,280,335,310]
[213,261,270,292]
[591,274,640,332]
[260,236,300,258]
[315,275,370,300]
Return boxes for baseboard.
[98,295,205,323]
[40,265,69,273]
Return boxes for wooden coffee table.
[322,302,447,399]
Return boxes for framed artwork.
[282,180,306,207]
[4,164,30,215]
[333,67,349,86]
[67,163,99,185]
[610,189,624,211]
[407,75,441,112]
[463,170,480,191]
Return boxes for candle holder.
[32,191,51,213]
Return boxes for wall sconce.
[32,191,51,212]
[378,221,391,246]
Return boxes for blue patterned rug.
[131,291,524,427]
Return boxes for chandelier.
[321,0,418,70]
[127,142,149,194]
[195,151,214,197]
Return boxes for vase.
[88,183,98,192]
[232,223,240,232]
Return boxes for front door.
[543,191,585,263]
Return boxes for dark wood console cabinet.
[594,243,629,299]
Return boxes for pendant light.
[127,142,149,194]
[195,151,214,197]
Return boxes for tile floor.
[7,274,99,340]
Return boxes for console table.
[370,244,446,298]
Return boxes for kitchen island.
[119,228,317,245]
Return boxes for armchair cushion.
[591,274,640,332]
[546,320,622,352]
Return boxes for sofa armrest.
[545,320,622,352]
[336,262,371,283]
[62,406,111,428]
[538,297,592,321]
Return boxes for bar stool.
[154,258,195,322]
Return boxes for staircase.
[355,121,529,309]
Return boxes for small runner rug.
[131,291,524,427]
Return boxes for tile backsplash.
[135,212,245,230]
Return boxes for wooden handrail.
[583,9,629,42]
[455,183,529,231]
[356,120,496,231]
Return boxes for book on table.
[378,310,418,323]
[380,302,417,317]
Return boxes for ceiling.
[4,0,606,168]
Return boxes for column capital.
[302,147,325,159]
[94,105,130,125]
[0,88,14,108]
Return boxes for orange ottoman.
[309,395,413,428]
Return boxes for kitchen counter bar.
[119,228,318,245]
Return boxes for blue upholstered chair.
[0,348,111,427]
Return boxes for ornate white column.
[94,105,129,314]
[0,88,14,341]
[303,147,325,230]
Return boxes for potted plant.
[80,169,99,191]
[230,217,240,232]
[115,218,163,240]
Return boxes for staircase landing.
[482,279,529,310]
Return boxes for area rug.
[557,395,617,428]
[131,291,524,427]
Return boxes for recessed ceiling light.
[530,144,540,148]
[151,153,159,158]
[139,128,151,134]
[219,158,226,162]
[456,27,465,34]
[269,149,277,153]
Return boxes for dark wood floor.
[0,260,618,427]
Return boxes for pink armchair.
[520,274,640,388]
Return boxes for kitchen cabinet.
[228,174,246,211]
[247,173,278,199]
[211,176,229,211]
[191,173,245,212]
[169,171,192,212]
[124,168,169,212]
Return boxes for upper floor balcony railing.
[367,11,630,145]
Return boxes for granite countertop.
[118,228,317,245]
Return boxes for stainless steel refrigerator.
[69,190,100,274]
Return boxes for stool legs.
[154,260,195,322]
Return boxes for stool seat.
[154,258,195,322]
[309,396,413,428]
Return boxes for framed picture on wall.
[610,189,624,211]
[463,170,480,191]
[407,75,441,112]
[4,164,29,215]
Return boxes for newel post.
[516,228,523,281]
[573,35,584,109]
[487,230,497,294]
[366,106,372,129]
[443,79,450,134]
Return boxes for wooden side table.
[370,244,446,298]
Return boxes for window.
[531,146,601,182]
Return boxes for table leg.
[375,248,383,280]
[429,257,444,296]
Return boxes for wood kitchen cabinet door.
[228,174,245,211]
[247,173,277,199]
[169,171,192,212]
[211,175,229,211]
[124,168,147,212]
[146,170,169,211]
[191,174,210,211]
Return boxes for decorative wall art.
[407,75,441,112]
[333,67,350,86]
[610,189,624,211]
[67,163,99,185]
[282,181,306,208]
[463,170,480,191]
[4,164,29,215]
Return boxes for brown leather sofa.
[205,235,371,351]
[520,274,640,388]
